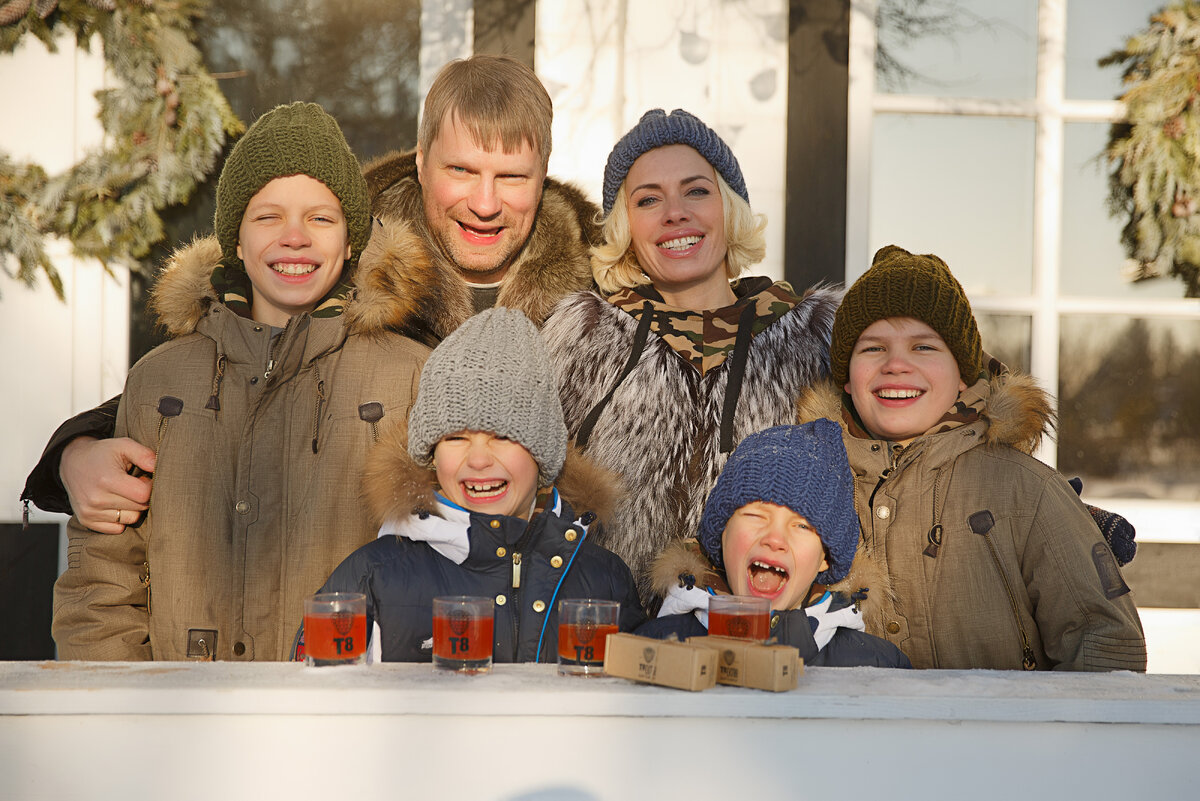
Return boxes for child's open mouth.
[748,560,788,596]
[462,479,508,501]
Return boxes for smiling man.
[363,54,599,338]
[23,55,601,533]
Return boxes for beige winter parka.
[802,372,1147,671]
[52,221,431,662]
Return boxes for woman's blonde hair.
[591,171,767,295]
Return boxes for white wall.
[1,34,128,551]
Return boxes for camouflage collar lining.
[608,278,798,375]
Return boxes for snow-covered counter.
[2,661,1197,800]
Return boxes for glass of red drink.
[303,592,368,666]
[432,596,495,673]
[707,594,771,642]
[557,598,620,676]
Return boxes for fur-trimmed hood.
[363,149,601,334]
[148,218,442,342]
[795,366,1055,455]
[361,418,623,528]
[648,537,895,623]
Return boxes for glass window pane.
[1058,315,1200,501]
[876,0,1036,98]
[869,114,1034,297]
[977,313,1031,374]
[1061,123,1185,299]
[1066,0,1165,101]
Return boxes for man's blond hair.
[591,172,767,295]
[419,55,552,169]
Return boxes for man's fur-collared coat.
[542,281,841,603]
[363,149,600,340]
[797,373,1146,671]
[52,226,431,662]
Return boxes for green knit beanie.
[831,245,983,389]
[214,102,370,272]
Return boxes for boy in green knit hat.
[53,103,430,662]
[800,244,1146,671]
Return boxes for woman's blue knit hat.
[602,108,749,214]
[698,420,860,585]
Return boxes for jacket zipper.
[978,527,1038,670]
[510,552,523,652]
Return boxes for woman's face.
[237,174,350,328]
[625,144,731,309]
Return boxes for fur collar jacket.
[316,422,645,663]
[542,280,841,603]
[795,375,1146,671]
[363,149,601,338]
[51,232,430,663]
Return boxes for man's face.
[416,114,546,283]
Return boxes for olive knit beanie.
[407,308,568,487]
[830,245,984,389]
[214,101,370,270]
[602,108,748,214]
[698,421,859,585]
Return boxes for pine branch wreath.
[1103,1,1200,297]
[0,0,242,299]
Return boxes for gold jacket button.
[496,594,507,606]
[550,555,563,568]
[490,519,501,529]
[235,500,250,515]
[564,529,578,542]
[496,546,507,558]
[876,505,891,520]
[532,600,546,613]
[886,621,901,634]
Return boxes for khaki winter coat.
[52,223,431,662]
[800,375,1147,671]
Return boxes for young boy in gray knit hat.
[639,420,911,668]
[316,308,645,663]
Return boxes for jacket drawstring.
[718,302,756,453]
[204,352,227,412]
[576,301,654,449]
[311,362,325,454]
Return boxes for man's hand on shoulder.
[61,436,156,534]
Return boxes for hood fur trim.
[796,372,1055,454]
[148,219,445,342]
[649,539,727,599]
[150,236,222,337]
[826,544,895,635]
[342,216,457,343]
[362,418,624,527]
[364,149,599,328]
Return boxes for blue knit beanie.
[602,108,749,214]
[698,421,860,585]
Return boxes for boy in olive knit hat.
[52,102,430,662]
[810,244,1146,671]
[316,308,644,663]
[638,421,911,667]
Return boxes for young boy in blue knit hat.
[314,307,645,663]
[641,420,910,668]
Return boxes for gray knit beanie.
[407,308,568,487]
[698,421,859,585]
[602,108,748,214]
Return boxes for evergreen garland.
[0,0,242,298]
[1104,1,1200,297]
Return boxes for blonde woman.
[542,109,840,604]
